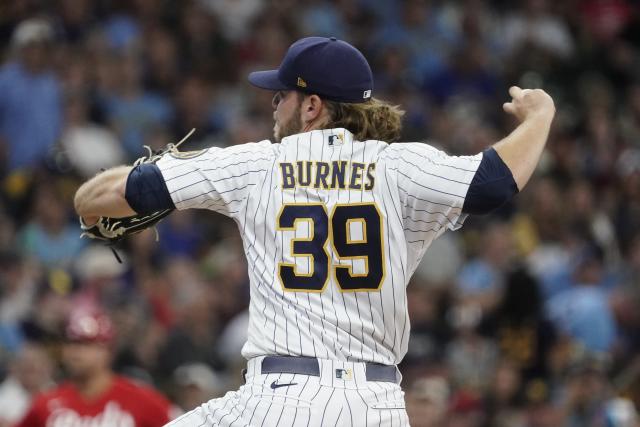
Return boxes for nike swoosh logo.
[270,380,298,390]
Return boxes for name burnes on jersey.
[279,160,376,191]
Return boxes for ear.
[300,94,325,126]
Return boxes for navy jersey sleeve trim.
[125,164,175,215]
[462,148,518,215]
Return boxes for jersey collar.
[279,128,354,147]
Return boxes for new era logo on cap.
[363,90,371,99]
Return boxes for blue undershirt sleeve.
[462,148,518,215]
[125,164,175,215]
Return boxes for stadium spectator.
[546,244,617,353]
[0,19,62,172]
[15,309,177,426]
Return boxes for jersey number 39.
[277,202,385,292]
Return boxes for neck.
[303,117,330,133]
[302,104,330,132]
[74,370,113,399]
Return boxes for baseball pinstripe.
[163,358,409,427]
[158,128,481,426]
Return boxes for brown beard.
[275,103,302,142]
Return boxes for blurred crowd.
[0,0,639,426]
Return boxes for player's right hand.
[503,86,555,123]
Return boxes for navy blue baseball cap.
[248,36,373,104]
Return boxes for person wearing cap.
[0,18,62,171]
[74,36,555,426]
[15,309,177,426]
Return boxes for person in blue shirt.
[98,52,173,159]
[546,244,617,353]
[0,19,62,172]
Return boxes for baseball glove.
[79,129,196,247]
[79,209,174,242]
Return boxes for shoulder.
[37,382,74,400]
[0,62,18,78]
[26,383,73,410]
[114,376,171,408]
[189,140,277,159]
[376,141,445,172]
[217,139,277,156]
[158,139,277,167]
[0,63,19,90]
[202,140,279,168]
[379,141,440,159]
[382,141,484,169]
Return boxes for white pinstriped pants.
[166,357,410,427]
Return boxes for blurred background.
[0,0,639,426]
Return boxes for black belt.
[260,356,398,383]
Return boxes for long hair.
[323,97,405,142]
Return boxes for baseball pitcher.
[74,37,555,426]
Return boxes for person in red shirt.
[14,309,176,427]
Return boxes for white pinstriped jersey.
[157,128,481,365]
